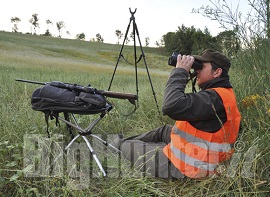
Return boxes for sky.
[0,0,250,46]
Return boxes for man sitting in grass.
[119,49,241,179]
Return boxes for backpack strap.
[44,111,60,138]
[44,112,51,138]
[63,112,75,139]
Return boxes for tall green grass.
[0,31,269,196]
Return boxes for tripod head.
[129,8,137,21]
[129,8,137,14]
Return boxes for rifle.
[15,79,138,105]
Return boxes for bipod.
[108,8,161,117]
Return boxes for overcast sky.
[0,0,250,46]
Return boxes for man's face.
[196,62,216,87]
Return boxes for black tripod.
[108,8,161,116]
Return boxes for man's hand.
[176,54,195,72]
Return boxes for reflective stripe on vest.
[172,125,234,152]
[170,141,218,171]
[163,88,241,178]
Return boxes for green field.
[0,31,269,196]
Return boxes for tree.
[267,0,270,39]
[76,33,86,40]
[44,19,53,36]
[176,25,196,54]
[216,30,240,56]
[115,29,123,44]
[192,27,221,54]
[193,0,270,47]
[96,33,104,42]
[162,32,177,53]
[29,13,39,34]
[56,21,65,38]
[145,37,150,47]
[163,25,196,54]
[163,24,220,55]
[43,30,51,36]
[155,37,165,48]
[130,32,135,42]
[125,37,130,44]
[10,17,21,33]
[155,41,160,47]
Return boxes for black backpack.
[31,83,107,114]
[31,83,108,137]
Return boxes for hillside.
[0,31,269,197]
[0,30,169,71]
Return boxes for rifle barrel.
[15,79,46,85]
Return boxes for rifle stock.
[96,90,138,103]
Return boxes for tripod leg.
[107,8,161,118]
[108,18,132,91]
[132,19,139,101]
[133,22,162,117]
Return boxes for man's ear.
[214,68,222,78]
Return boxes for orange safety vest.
[163,88,241,178]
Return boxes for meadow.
[0,31,269,196]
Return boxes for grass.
[0,31,269,196]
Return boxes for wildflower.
[241,94,261,108]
